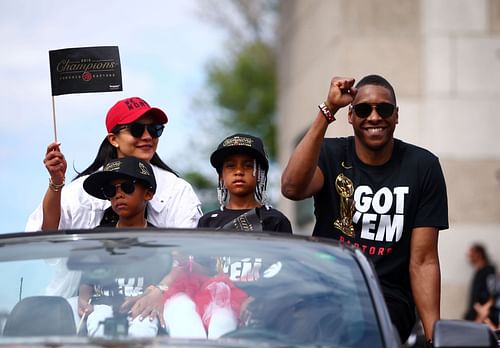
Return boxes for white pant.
[86,304,158,337]
[67,293,237,338]
[163,293,237,339]
[163,294,206,338]
[67,297,158,337]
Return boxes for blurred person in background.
[464,243,497,327]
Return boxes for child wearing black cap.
[198,133,292,233]
[83,156,157,229]
[194,134,292,336]
[78,156,160,336]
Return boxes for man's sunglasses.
[102,180,136,199]
[351,103,395,119]
[114,123,165,138]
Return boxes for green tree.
[184,0,278,208]
[194,0,278,160]
[206,40,276,157]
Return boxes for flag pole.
[51,95,58,143]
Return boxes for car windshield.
[0,230,385,347]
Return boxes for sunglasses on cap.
[114,123,165,138]
[102,180,137,199]
[351,103,396,119]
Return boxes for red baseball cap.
[105,97,168,132]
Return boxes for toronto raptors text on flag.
[49,46,122,96]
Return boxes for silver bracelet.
[49,177,65,192]
[149,283,169,294]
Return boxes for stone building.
[277,0,500,319]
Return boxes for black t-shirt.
[81,257,166,299]
[314,136,448,306]
[464,265,496,320]
[84,222,163,303]
[80,250,168,307]
[197,207,292,233]
[197,207,291,295]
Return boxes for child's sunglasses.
[102,180,136,199]
[351,102,395,119]
[114,123,165,138]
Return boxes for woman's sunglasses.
[114,123,165,138]
[351,103,395,119]
[102,180,136,199]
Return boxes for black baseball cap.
[83,157,156,200]
[210,133,269,173]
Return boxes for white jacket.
[25,165,202,298]
[26,165,202,231]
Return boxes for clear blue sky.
[0,0,225,233]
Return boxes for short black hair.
[471,243,490,264]
[355,74,397,105]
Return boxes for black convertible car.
[0,230,496,347]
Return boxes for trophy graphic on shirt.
[333,173,356,238]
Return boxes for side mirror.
[433,320,498,348]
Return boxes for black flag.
[49,46,122,96]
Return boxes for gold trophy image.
[333,173,356,237]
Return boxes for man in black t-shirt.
[464,244,497,323]
[281,75,448,344]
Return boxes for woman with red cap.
[25,96,202,330]
[27,96,201,232]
